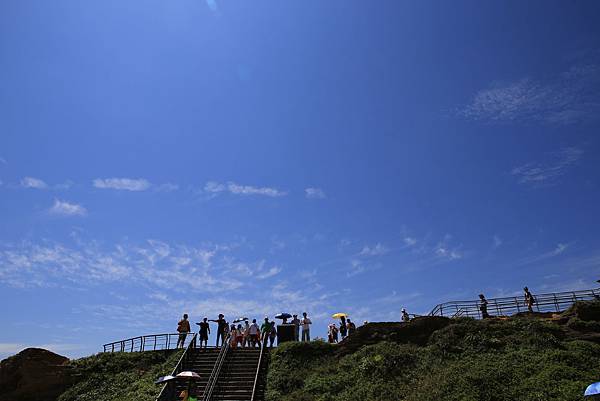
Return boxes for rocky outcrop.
[0,348,73,401]
[336,316,451,356]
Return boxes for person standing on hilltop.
[401,308,410,323]
[301,312,312,342]
[291,314,301,341]
[339,316,347,339]
[177,314,191,349]
[209,314,227,347]
[524,287,535,313]
[479,294,490,319]
[248,319,260,347]
[261,317,275,347]
[346,318,356,335]
[197,317,210,349]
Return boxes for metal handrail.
[250,335,269,401]
[156,333,198,401]
[103,332,206,353]
[429,287,600,319]
[202,334,231,401]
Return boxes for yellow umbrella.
[332,313,347,318]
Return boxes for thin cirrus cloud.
[511,147,583,187]
[49,199,87,217]
[204,181,287,197]
[459,64,600,125]
[93,178,151,191]
[21,176,48,189]
[359,243,389,257]
[305,187,326,199]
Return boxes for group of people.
[479,286,536,318]
[176,312,314,348]
[326,315,357,343]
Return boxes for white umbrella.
[176,371,202,380]
[155,375,176,384]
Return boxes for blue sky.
[1,0,600,359]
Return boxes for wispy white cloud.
[21,176,48,189]
[257,266,282,280]
[206,0,218,12]
[204,181,287,197]
[435,246,462,261]
[305,187,326,199]
[347,259,365,277]
[511,147,583,187]
[514,242,574,267]
[459,64,600,124]
[93,178,151,191]
[359,243,389,256]
[49,199,87,217]
[0,238,287,296]
[403,237,417,247]
[493,235,503,249]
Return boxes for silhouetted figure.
[209,314,227,347]
[401,308,410,323]
[197,317,210,348]
[177,314,191,349]
[339,316,347,339]
[523,287,535,312]
[291,314,301,341]
[479,294,490,319]
[346,319,356,335]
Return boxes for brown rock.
[0,348,73,401]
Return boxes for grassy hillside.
[266,302,600,401]
[58,349,182,401]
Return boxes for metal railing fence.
[156,333,198,401]
[202,334,231,401]
[429,287,600,319]
[103,332,209,353]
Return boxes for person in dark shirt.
[291,314,301,341]
[523,287,535,313]
[339,316,347,339]
[479,294,490,319]
[346,319,356,335]
[209,314,227,347]
[196,317,210,348]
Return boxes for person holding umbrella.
[332,313,348,339]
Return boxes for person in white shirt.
[248,319,260,347]
[242,320,250,347]
[301,312,312,342]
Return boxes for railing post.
[515,297,520,313]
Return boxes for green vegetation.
[58,350,182,401]
[266,304,600,401]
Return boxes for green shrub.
[58,350,182,401]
